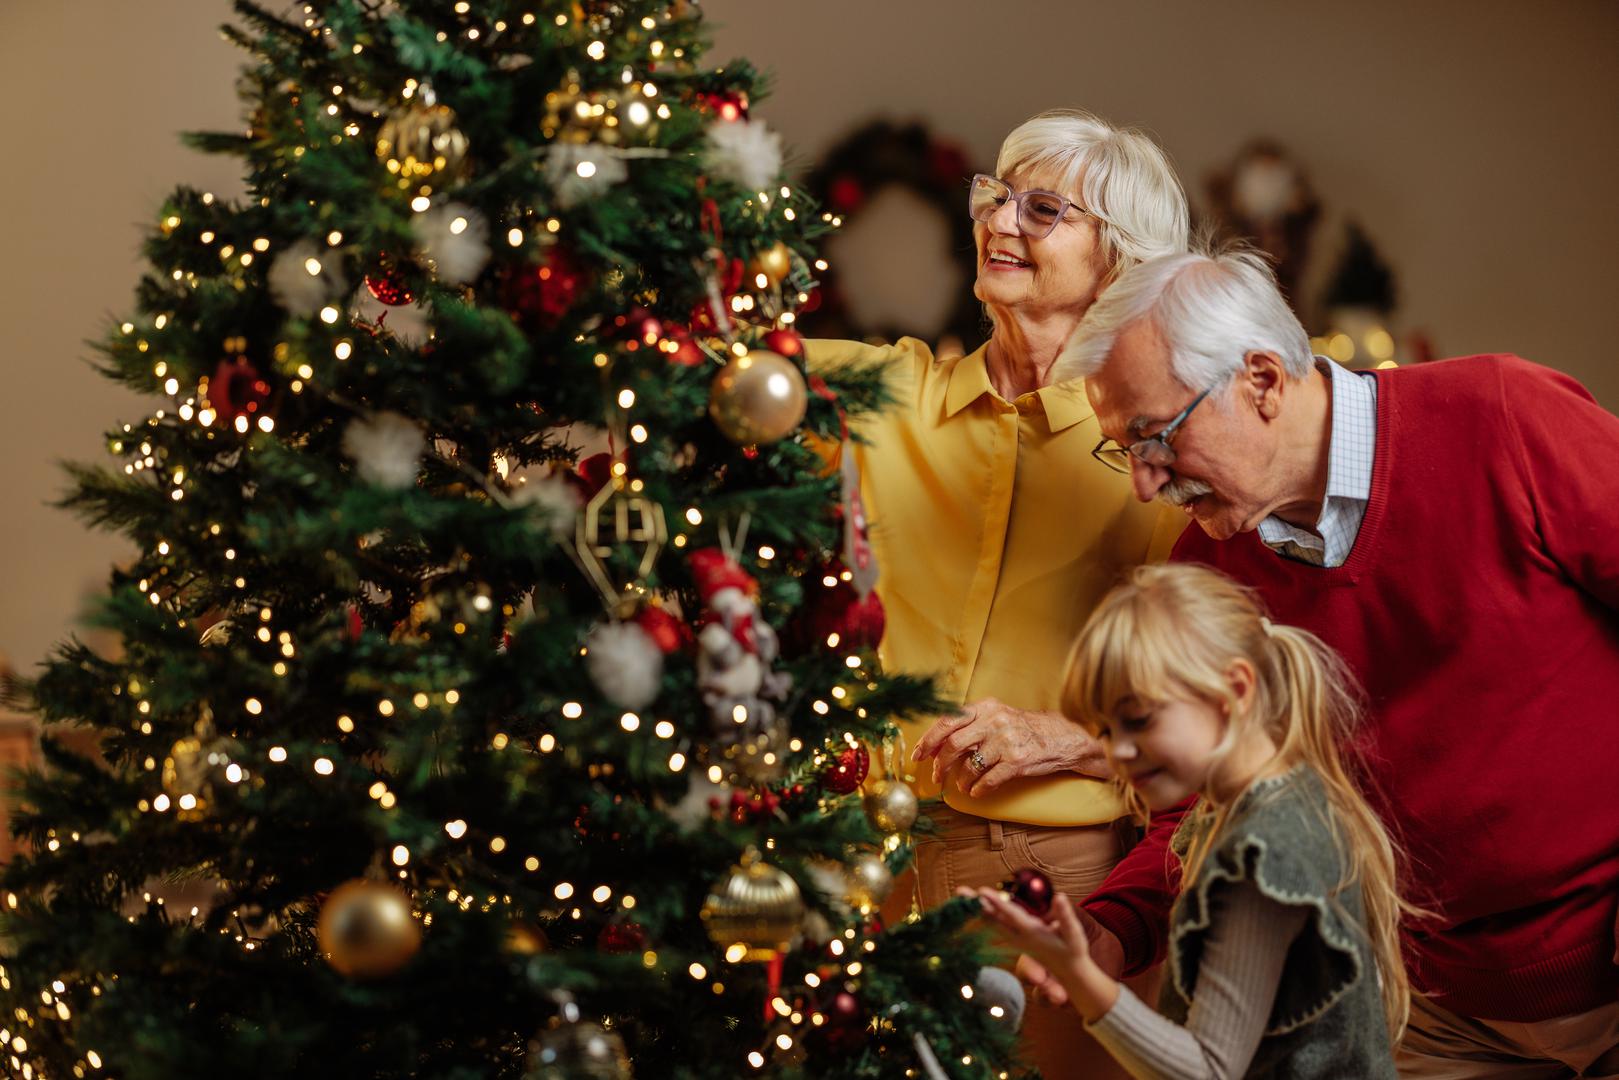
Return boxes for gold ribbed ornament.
[700,850,804,961]
[376,102,470,187]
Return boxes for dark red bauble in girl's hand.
[821,745,869,795]
[1005,868,1054,917]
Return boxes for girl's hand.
[972,888,1119,1022]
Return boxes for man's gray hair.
[1054,244,1313,391]
[996,109,1189,278]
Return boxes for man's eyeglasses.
[1092,388,1211,474]
[967,174,1088,240]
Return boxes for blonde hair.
[1060,563,1419,1041]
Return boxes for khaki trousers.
[880,803,1161,1080]
[1398,993,1619,1078]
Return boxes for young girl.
[976,563,1415,1078]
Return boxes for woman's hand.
[914,698,1110,797]
[972,889,1120,1023]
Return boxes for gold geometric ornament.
[574,477,667,616]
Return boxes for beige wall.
[3,0,1616,671]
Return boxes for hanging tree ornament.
[363,254,417,307]
[573,473,668,617]
[207,340,273,430]
[1003,867,1054,918]
[503,246,588,332]
[376,94,471,190]
[162,720,244,821]
[845,850,894,911]
[316,878,422,979]
[747,242,793,287]
[700,848,804,962]
[708,348,808,445]
[526,993,633,1080]
[820,743,869,795]
[692,524,793,783]
[863,777,919,834]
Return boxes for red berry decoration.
[210,356,272,424]
[821,745,869,795]
[762,328,804,359]
[1005,868,1054,918]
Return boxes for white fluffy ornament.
[342,412,426,489]
[268,238,346,316]
[665,769,732,830]
[703,118,782,192]
[510,472,581,540]
[412,202,490,286]
[973,966,1028,1032]
[585,620,664,710]
[546,143,628,208]
[350,287,432,348]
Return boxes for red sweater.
[1083,355,1619,1022]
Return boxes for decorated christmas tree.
[0,2,1031,1077]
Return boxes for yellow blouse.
[807,337,1184,826]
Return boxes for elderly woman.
[805,109,1188,1077]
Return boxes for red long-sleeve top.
[1083,355,1619,1021]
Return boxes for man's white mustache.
[1159,476,1213,506]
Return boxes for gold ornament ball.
[317,879,422,979]
[863,778,919,834]
[708,349,808,445]
[846,851,894,910]
[162,731,241,821]
[700,854,804,962]
[376,102,471,186]
[748,242,793,286]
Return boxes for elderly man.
[1051,245,1619,1075]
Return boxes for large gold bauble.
[708,350,807,446]
[700,853,804,962]
[863,778,919,834]
[747,242,793,286]
[376,102,471,187]
[317,879,422,979]
[526,998,633,1080]
[845,851,894,910]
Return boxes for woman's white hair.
[996,108,1189,278]
[1054,244,1314,391]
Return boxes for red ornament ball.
[800,568,885,651]
[815,990,866,1054]
[611,307,664,350]
[364,263,415,306]
[210,357,273,424]
[666,332,706,367]
[597,921,647,954]
[821,745,869,795]
[762,328,804,359]
[503,248,586,331]
[1005,868,1054,918]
